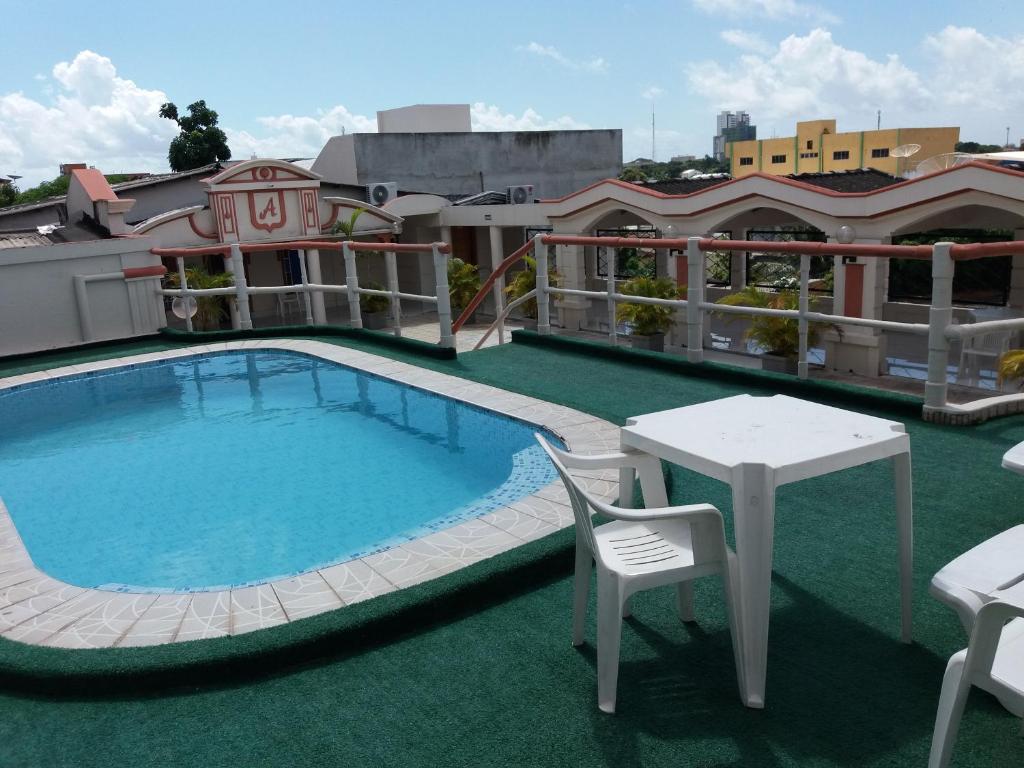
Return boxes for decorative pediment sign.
[204,159,322,243]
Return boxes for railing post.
[605,247,618,346]
[534,234,551,335]
[385,249,402,337]
[176,256,193,333]
[295,248,314,325]
[798,253,810,379]
[926,242,955,410]
[686,237,704,363]
[433,243,455,348]
[343,241,362,329]
[229,243,252,330]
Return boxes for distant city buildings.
[726,119,959,178]
[713,111,756,162]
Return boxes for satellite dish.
[890,143,921,158]
[913,152,974,177]
[890,144,922,178]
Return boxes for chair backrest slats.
[536,435,599,554]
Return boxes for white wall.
[377,105,471,133]
[0,238,164,356]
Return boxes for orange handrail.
[452,240,534,333]
[949,241,1024,260]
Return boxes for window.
[872,148,890,158]
[833,150,850,160]
[771,154,787,164]
[799,152,819,159]
[806,140,813,150]
[739,157,754,166]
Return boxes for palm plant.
[715,285,826,360]
[448,257,482,315]
[165,267,234,331]
[615,276,680,335]
[504,255,558,319]
[997,350,1024,388]
[331,208,364,238]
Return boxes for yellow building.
[728,119,960,178]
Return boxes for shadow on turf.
[570,575,951,768]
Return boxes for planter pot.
[362,311,389,330]
[630,333,665,352]
[761,354,798,375]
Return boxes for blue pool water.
[0,351,558,591]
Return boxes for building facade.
[728,119,959,178]
[713,111,755,162]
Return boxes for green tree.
[11,173,136,205]
[956,141,1003,154]
[159,100,232,172]
[0,182,17,207]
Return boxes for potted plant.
[165,267,234,331]
[360,281,390,330]
[504,255,558,330]
[998,350,1024,389]
[615,276,680,352]
[715,286,829,374]
[448,257,482,325]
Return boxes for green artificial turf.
[0,331,1022,767]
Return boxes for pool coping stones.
[0,339,621,649]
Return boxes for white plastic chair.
[927,599,1024,768]
[930,524,1024,638]
[535,434,742,713]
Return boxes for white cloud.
[720,29,773,55]
[227,106,378,159]
[687,29,928,123]
[922,26,1024,112]
[0,50,177,187]
[686,27,1024,144]
[641,86,664,100]
[470,103,589,131]
[692,0,839,24]
[520,42,608,73]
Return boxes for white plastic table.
[619,394,913,709]
[1002,441,1024,475]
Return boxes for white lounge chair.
[535,434,742,713]
[927,599,1024,768]
[927,524,1024,767]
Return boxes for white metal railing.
[521,234,1024,417]
[152,240,455,348]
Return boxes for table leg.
[730,463,776,709]
[893,451,913,643]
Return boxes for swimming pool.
[0,350,560,592]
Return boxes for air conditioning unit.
[506,184,534,204]
[366,182,398,206]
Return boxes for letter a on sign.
[249,191,286,233]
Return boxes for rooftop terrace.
[0,330,1021,766]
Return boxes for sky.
[1,0,1022,187]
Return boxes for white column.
[488,226,505,341]
[305,248,327,325]
[822,236,887,377]
[925,242,955,410]
[554,241,589,331]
